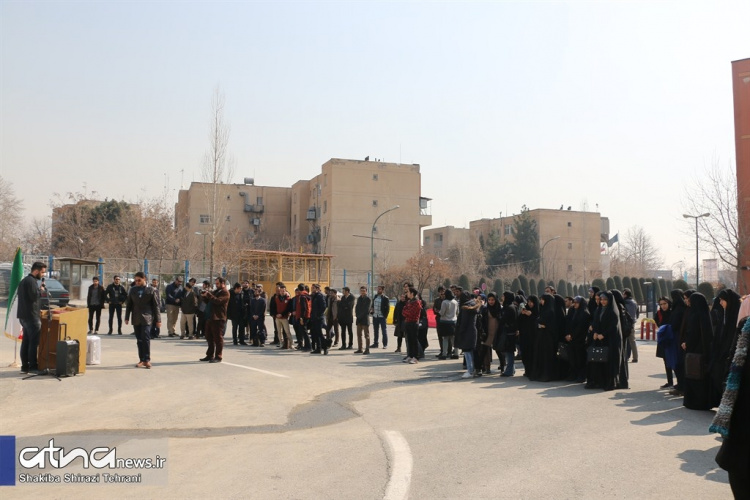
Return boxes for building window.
[199,214,211,224]
[257,196,263,206]
[567,222,572,227]
[434,233,443,242]
[568,264,573,272]
[323,200,327,214]
[373,174,378,181]
[504,225,512,235]
[372,200,378,207]
[568,243,573,250]
[226,215,231,222]
[424,236,431,245]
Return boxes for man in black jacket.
[86,276,106,334]
[338,287,355,350]
[18,261,46,374]
[105,275,127,334]
[125,272,161,368]
[309,284,328,354]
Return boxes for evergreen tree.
[493,279,503,295]
[623,277,633,294]
[658,279,668,298]
[566,282,574,297]
[606,277,616,291]
[632,278,645,303]
[592,278,606,291]
[512,278,521,294]
[510,206,541,275]
[698,282,715,300]
[518,275,529,295]
[458,274,470,291]
[673,279,689,290]
[529,278,538,297]
[557,279,567,295]
[613,276,623,291]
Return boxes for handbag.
[557,342,571,361]
[685,353,705,380]
[587,345,609,363]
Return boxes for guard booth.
[238,250,332,293]
[57,258,104,301]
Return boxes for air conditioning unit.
[239,192,246,197]
[252,218,261,226]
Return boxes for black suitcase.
[56,323,79,377]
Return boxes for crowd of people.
[15,261,750,496]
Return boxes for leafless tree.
[23,216,52,256]
[0,176,23,260]
[445,239,486,285]
[683,159,745,289]
[610,226,663,277]
[201,87,235,279]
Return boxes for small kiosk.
[57,257,104,301]
[238,250,332,292]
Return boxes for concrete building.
[175,182,292,251]
[175,158,431,287]
[732,58,750,293]
[423,226,472,258]
[291,159,431,285]
[425,209,609,284]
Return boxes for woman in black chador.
[519,295,539,377]
[611,289,630,389]
[568,296,591,383]
[586,291,622,391]
[682,292,714,411]
[530,293,559,382]
[711,289,742,407]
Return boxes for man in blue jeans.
[370,286,390,349]
[18,261,47,374]
[125,272,162,369]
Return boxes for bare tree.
[0,176,24,260]
[380,250,451,297]
[683,159,745,289]
[50,191,107,258]
[610,226,663,277]
[23,216,52,256]
[201,87,235,278]
[446,239,486,285]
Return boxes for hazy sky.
[1,1,747,273]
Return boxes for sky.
[1,0,748,274]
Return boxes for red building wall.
[733,58,750,294]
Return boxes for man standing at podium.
[125,272,161,369]
[18,261,47,374]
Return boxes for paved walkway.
[0,309,731,499]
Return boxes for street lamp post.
[371,205,400,291]
[195,231,207,276]
[682,213,710,288]
[540,236,561,281]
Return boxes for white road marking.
[220,361,289,378]
[383,430,413,500]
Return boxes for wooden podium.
[38,307,88,374]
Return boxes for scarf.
[709,319,750,438]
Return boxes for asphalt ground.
[0,310,732,499]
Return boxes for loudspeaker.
[56,340,80,377]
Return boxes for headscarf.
[717,289,741,329]
[502,291,515,308]
[524,294,540,317]
[486,291,502,318]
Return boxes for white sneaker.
[461,372,473,379]
[408,358,418,364]
[403,357,411,363]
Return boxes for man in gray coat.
[125,272,161,368]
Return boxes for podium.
[38,307,88,374]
